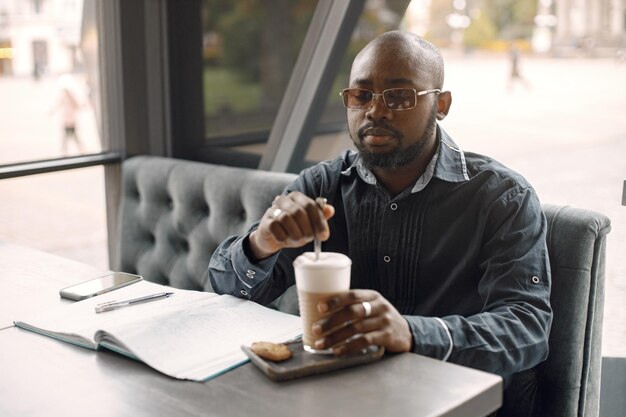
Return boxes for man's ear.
[436,91,452,121]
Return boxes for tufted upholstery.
[116,156,296,292]
[535,205,611,417]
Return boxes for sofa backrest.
[536,204,611,417]
[116,156,297,291]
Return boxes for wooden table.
[0,243,502,417]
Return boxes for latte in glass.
[293,252,351,354]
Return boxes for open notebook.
[15,280,302,381]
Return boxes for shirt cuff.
[230,233,280,293]
[404,315,454,361]
[433,317,454,361]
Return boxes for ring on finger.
[272,208,283,218]
[362,301,372,318]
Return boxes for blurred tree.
[464,9,497,49]
[426,0,537,49]
[425,0,455,46]
[202,0,316,110]
[483,0,536,40]
[217,1,263,82]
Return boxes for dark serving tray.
[241,340,385,381]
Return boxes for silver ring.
[272,208,283,218]
[362,301,372,318]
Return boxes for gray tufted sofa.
[115,155,297,297]
[535,205,610,417]
[116,156,610,416]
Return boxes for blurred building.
[0,0,83,77]
[535,0,626,55]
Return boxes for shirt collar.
[341,126,469,193]
[435,126,470,183]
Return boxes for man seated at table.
[208,30,551,416]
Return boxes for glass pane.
[307,0,626,357]
[0,166,108,269]
[0,0,102,165]
[201,0,318,141]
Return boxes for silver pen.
[95,292,174,313]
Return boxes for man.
[209,31,551,415]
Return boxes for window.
[0,0,101,165]
[2,0,619,357]
[0,0,113,269]
[0,166,108,269]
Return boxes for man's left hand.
[311,289,413,355]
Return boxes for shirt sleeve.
[207,227,283,302]
[404,186,552,376]
[207,168,323,305]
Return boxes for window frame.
[167,0,365,172]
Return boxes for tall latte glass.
[293,252,351,354]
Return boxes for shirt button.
[390,203,398,210]
[247,270,256,275]
[532,276,540,284]
[240,289,248,296]
[246,273,254,279]
[383,255,391,263]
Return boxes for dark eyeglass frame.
[339,87,441,111]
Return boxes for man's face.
[347,46,439,170]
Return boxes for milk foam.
[293,252,351,293]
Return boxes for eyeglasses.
[339,88,441,111]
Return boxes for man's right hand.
[248,192,335,260]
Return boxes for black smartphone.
[59,272,143,301]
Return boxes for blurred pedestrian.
[51,75,85,155]
[507,42,531,91]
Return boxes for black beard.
[352,105,438,170]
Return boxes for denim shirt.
[208,126,552,377]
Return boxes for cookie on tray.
[250,341,293,362]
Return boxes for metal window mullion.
[0,153,122,180]
[144,0,172,157]
[98,0,125,157]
